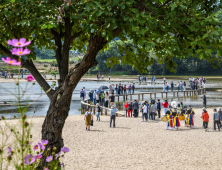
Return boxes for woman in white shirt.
[84,108,93,130]
[105,91,109,107]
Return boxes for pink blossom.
[38,142,45,151]
[27,74,34,82]
[1,57,21,65]
[24,154,36,165]
[7,38,31,48]
[11,48,30,56]
[46,156,53,162]
[61,147,69,153]
[35,154,42,159]
[33,145,38,151]
[41,139,48,146]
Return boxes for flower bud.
[7,155,12,161]
[53,147,56,150]
[10,129,13,132]
[30,134,32,138]
[16,82,19,86]
[24,122,29,127]
[22,115,27,120]
[17,149,20,153]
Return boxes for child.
[202,109,209,131]
[96,103,101,121]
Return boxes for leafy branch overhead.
[0,0,222,75]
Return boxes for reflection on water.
[0,76,222,118]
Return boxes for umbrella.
[98,86,109,90]
[96,90,101,94]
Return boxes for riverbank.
[2,107,222,169]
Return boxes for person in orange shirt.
[202,109,209,131]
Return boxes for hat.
[218,107,222,111]
[202,107,206,111]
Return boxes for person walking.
[123,85,127,94]
[154,76,156,82]
[171,81,174,91]
[109,75,111,81]
[184,81,186,91]
[218,107,222,128]
[96,93,99,104]
[162,100,169,115]
[84,108,93,131]
[101,92,105,106]
[150,101,157,120]
[202,109,209,131]
[203,95,206,107]
[142,101,148,122]
[128,101,133,117]
[157,99,161,118]
[163,83,166,92]
[93,90,96,105]
[115,84,118,94]
[96,103,101,121]
[166,82,169,91]
[177,82,180,91]
[110,106,118,128]
[132,84,135,94]
[124,101,129,117]
[89,90,93,105]
[109,93,115,108]
[105,91,109,107]
[128,84,132,94]
[180,81,183,91]
[213,108,221,131]
[80,89,85,101]
[148,102,152,120]
[133,100,139,117]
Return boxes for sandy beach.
[2,107,222,169]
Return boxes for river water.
[0,76,221,118]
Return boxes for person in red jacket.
[161,100,169,115]
[202,110,209,131]
[124,101,129,117]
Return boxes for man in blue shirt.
[110,106,118,127]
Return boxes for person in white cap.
[110,105,118,127]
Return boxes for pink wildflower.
[33,145,38,151]
[46,156,53,162]
[24,154,36,165]
[7,38,31,48]
[36,154,42,159]
[41,139,48,146]
[61,147,69,153]
[11,48,31,56]
[27,74,34,82]
[1,57,21,65]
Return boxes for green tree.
[0,0,222,168]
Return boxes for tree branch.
[0,44,55,99]
[3,15,18,39]
[70,31,83,42]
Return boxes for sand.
[2,108,222,169]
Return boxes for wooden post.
[173,92,175,98]
[138,94,140,101]
[161,92,163,98]
[126,95,128,101]
[177,92,178,97]
[123,95,125,102]
[118,96,119,102]
[142,94,144,101]
[150,93,152,99]
[184,91,185,97]
[190,91,191,96]
[130,94,132,101]
[101,107,103,115]
[154,93,156,99]
[105,108,107,115]
[166,92,167,98]
[186,91,188,96]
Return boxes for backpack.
[132,85,135,89]
[214,112,220,121]
[98,106,101,112]
[128,103,132,110]
[88,92,91,97]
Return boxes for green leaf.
[159,0,164,3]
[170,3,177,11]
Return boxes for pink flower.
[8,147,12,154]
[44,168,49,170]
[1,57,21,65]
[24,154,36,165]
[60,162,64,167]
[27,74,34,82]
[61,147,69,153]
[7,38,31,48]
[36,154,42,159]
[46,156,53,162]
[38,142,45,151]
[33,145,38,151]
[11,48,30,56]
[41,139,48,146]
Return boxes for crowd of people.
[0,71,14,79]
